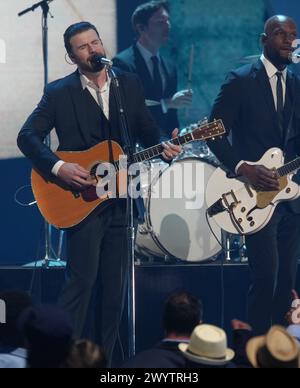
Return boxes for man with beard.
[207,15,300,335]
[17,22,181,365]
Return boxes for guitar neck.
[277,157,300,177]
[133,132,194,163]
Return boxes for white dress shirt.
[235,54,288,173]
[136,41,168,113]
[136,41,166,91]
[52,72,111,176]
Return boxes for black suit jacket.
[121,340,188,368]
[17,69,161,220]
[113,44,179,139]
[208,60,300,213]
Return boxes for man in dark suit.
[122,292,203,368]
[207,15,300,335]
[113,1,193,141]
[17,22,181,365]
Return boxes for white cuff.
[52,160,65,176]
[161,99,168,114]
[235,160,245,175]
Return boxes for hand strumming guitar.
[237,163,280,191]
[57,163,92,191]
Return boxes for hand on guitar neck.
[162,128,182,161]
[55,129,182,190]
[57,163,92,191]
[237,163,280,191]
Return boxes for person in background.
[113,1,193,140]
[19,305,73,368]
[62,339,107,368]
[0,291,32,368]
[122,291,203,368]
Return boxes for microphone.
[289,52,300,63]
[90,55,113,69]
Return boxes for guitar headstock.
[192,119,226,141]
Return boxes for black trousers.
[58,201,135,364]
[246,204,300,335]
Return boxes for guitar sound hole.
[91,163,110,181]
[80,163,112,202]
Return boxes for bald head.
[262,15,298,69]
[264,15,297,36]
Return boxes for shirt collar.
[79,70,110,92]
[260,54,287,81]
[136,41,161,63]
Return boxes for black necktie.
[151,56,163,99]
[276,71,284,130]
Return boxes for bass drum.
[136,158,222,263]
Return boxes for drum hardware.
[222,232,248,263]
[239,235,248,263]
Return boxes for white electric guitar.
[206,148,300,235]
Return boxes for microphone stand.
[18,1,61,268]
[107,65,136,358]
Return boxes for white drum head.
[147,158,222,262]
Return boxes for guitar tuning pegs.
[199,117,208,126]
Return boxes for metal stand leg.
[239,235,248,263]
[224,232,231,262]
[18,1,62,268]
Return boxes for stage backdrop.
[0,0,117,160]
[161,0,265,127]
[0,0,117,265]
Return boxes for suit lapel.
[66,70,91,147]
[283,71,296,148]
[133,44,154,90]
[253,61,282,136]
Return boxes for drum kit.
[135,121,248,265]
[136,48,255,266]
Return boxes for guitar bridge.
[222,190,244,234]
[222,190,240,209]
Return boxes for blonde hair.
[63,339,106,368]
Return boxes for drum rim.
[142,157,222,262]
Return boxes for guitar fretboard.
[277,157,300,177]
[133,132,194,163]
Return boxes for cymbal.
[239,54,260,64]
[145,99,161,107]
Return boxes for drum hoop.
[144,157,219,260]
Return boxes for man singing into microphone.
[17,22,181,365]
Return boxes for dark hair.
[163,292,203,336]
[64,22,100,54]
[132,1,169,36]
[0,290,32,348]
